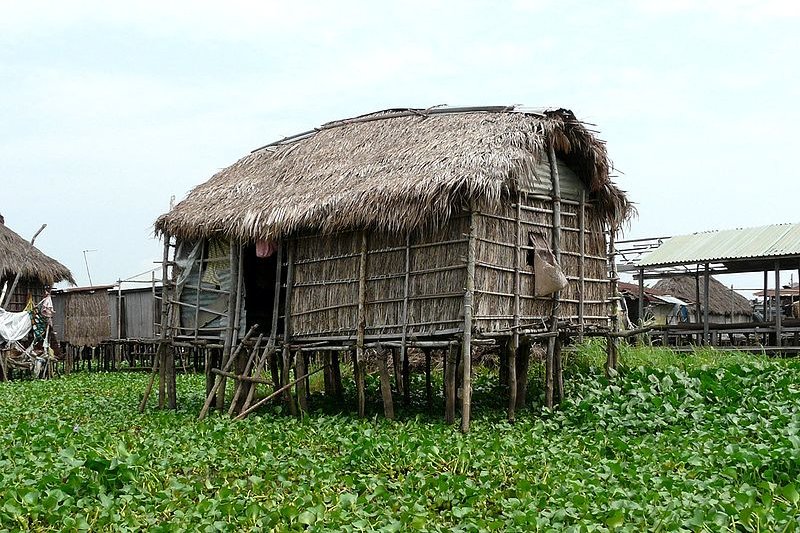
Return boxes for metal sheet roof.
[637,222,800,267]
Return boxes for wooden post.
[763,270,769,322]
[509,192,521,422]
[332,351,343,400]
[2,224,46,309]
[355,231,368,418]
[694,270,702,344]
[638,268,645,328]
[216,241,240,412]
[424,348,433,412]
[546,142,563,406]
[606,228,620,376]
[282,240,297,415]
[444,343,457,425]
[775,261,782,348]
[703,263,710,345]
[193,247,203,342]
[402,346,411,407]
[198,325,257,420]
[578,189,586,341]
[295,350,308,412]
[515,336,530,410]
[378,349,395,420]
[399,233,411,399]
[158,236,171,409]
[227,334,262,416]
[460,205,477,433]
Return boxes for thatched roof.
[156,106,633,242]
[0,221,75,286]
[652,276,752,317]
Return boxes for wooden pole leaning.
[198,325,258,420]
[215,241,240,411]
[460,204,477,433]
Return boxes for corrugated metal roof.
[638,222,800,267]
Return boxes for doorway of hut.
[243,243,284,337]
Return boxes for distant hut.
[653,275,752,324]
[155,106,632,424]
[618,281,692,326]
[0,215,74,311]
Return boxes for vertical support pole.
[402,347,411,406]
[461,205,477,433]
[355,231,368,418]
[193,246,203,342]
[578,188,586,341]
[282,240,297,416]
[606,227,620,376]
[117,280,123,339]
[158,235,171,409]
[399,233,411,399]
[763,270,769,322]
[378,349,395,420]
[444,343,457,425]
[694,270,702,344]
[509,192,521,422]
[295,350,308,412]
[703,263,710,345]
[216,240,240,412]
[638,269,645,327]
[546,142,563,405]
[424,348,433,412]
[775,261,782,348]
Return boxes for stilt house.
[155,106,632,426]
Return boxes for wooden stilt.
[402,347,411,407]
[332,351,343,400]
[554,334,563,403]
[295,350,308,412]
[355,231,368,418]
[507,337,517,422]
[546,142,563,408]
[393,348,404,397]
[378,349,395,420]
[424,348,433,412]
[606,227,620,376]
[282,346,297,416]
[235,365,325,420]
[460,204,477,433]
[216,241,241,412]
[515,337,531,410]
[445,343,457,425]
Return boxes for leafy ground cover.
[0,346,798,531]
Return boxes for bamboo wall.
[290,217,469,338]
[473,195,609,333]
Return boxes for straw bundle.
[63,291,111,347]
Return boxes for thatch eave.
[156,106,633,242]
[0,223,75,287]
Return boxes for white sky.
[2,0,799,294]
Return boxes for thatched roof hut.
[653,275,752,322]
[0,217,74,311]
[157,107,631,241]
[155,106,632,424]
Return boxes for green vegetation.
[0,346,799,531]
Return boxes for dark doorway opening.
[243,244,284,336]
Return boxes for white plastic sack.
[0,307,33,341]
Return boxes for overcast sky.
[2,0,798,293]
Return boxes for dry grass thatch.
[0,223,74,286]
[156,107,633,242]
[64,290,111,347]
[652,276,753,318]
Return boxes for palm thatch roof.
[156,106,633,242]
[0,221,75,286]
[652,276,752,317]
